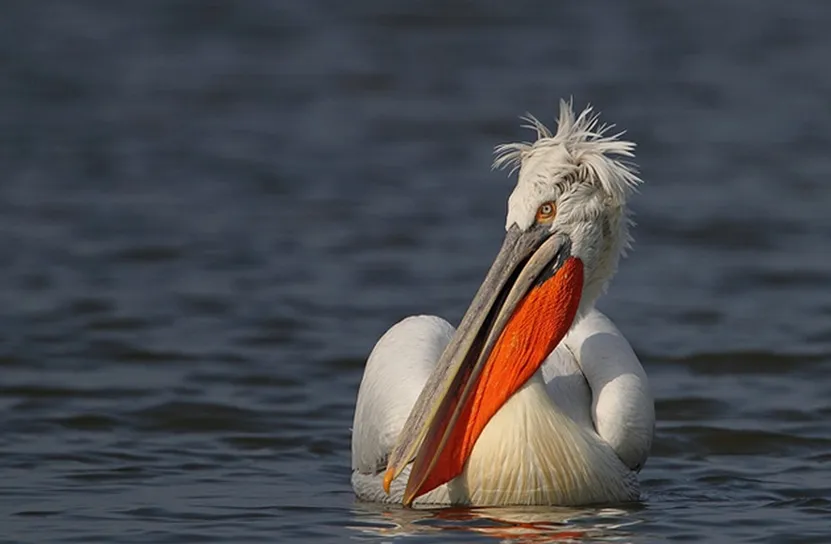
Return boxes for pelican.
[351,101,654,507]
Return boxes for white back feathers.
[492,100,642,208]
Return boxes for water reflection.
[349,503,646,542]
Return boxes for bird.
[350,100,654,507]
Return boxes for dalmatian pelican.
[351,100,654,507]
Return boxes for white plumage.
[351,100,654,507]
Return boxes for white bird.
[351,101,654,507]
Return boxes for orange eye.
[536,201,557,223]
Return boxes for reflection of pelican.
[348,503,644,542]
[351,101,654,507]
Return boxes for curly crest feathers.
[493,100,642,206]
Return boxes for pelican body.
[351,101,654,507]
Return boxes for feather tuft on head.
[492,99,642,206]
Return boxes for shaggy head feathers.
[493,99,641,208]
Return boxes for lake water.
[2,1,831,542]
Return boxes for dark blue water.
[2,1,831,542]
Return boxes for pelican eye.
[535,201,557,223]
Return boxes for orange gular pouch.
[408,256,584,501]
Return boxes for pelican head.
[496,100,640,313]
[384,100,642,506]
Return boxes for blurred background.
[1,1,830,542]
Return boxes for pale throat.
[445,374,635,506]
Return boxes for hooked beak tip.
[382,468,394,495]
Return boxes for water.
[1,1,830,542]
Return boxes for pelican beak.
[383,224,585,506]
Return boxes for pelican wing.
[351,315,455,503]
[563,309,654,471]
